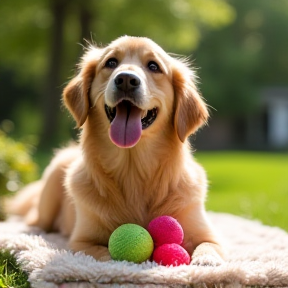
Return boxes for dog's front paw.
[99,254,112,262]
[191,242,224,266]
[191,253,224,266]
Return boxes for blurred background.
[0,0,287,229]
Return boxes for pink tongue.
[109,102,142,148]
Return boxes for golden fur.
[8,36,224,265]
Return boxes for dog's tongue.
[109,101,142,148]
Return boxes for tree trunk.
[80,1,93,43]
[39,0,68,149]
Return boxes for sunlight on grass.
[34,150,288,231]
[0,250,30,288]
[195,152,288,231]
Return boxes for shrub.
[0,130,38,219]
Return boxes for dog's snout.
[114,72,141,92]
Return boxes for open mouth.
[105,100,158,148]
[105,101,158,129]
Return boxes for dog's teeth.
[141,110,148,119]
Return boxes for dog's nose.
[114,72,141,92]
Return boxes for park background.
[0,0,287,231]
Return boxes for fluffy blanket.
[0,212,288,288]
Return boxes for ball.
[108,223,154,263]
[147,215,184,247]
[153,243,190,266]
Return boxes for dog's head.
[63,36,208,148]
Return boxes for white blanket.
[1,212,288,288]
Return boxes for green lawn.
[31,150,288,232]
[195,151,288,231]
[33,150,288,231]
[0,250,29,288]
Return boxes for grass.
[0,250,30,288]
[24,150,288,231]
[195,151,288,231]
[1,151,287,285]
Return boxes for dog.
[8,36,224,265]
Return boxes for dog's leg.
[36,146,80,232]
[5,180,42,218]
[35,164,65,231]
[177,206,225,266]
[67,205,113,261]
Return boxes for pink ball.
[153,243,190,266]
[147,216,184,247]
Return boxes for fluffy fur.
[8,36,224,265]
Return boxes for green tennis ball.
[108,223,154,263]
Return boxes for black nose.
[114,72,141,92]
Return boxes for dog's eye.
[148,61,161,73]
[105,58,118,69]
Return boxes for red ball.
[147,216,184,247]
[153,243,190,266]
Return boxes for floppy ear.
[63,48,101,127]
[172,60,209,142]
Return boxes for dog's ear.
[63,47,101,127]
[172,59,209,142]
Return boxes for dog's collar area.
[105,101,157,130]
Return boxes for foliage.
[0,130,38,197]
[1,0,288,145]
[93,0,235,52]
[0,0,235,76]
[0,0,235,145]
[195,152,288,231]
[194,0,288,116]
[0,250,30,288]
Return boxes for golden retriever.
[8,36,224,265]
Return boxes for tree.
[40,0,68,147]
[194,0,288,117]
[0,0,235,147]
